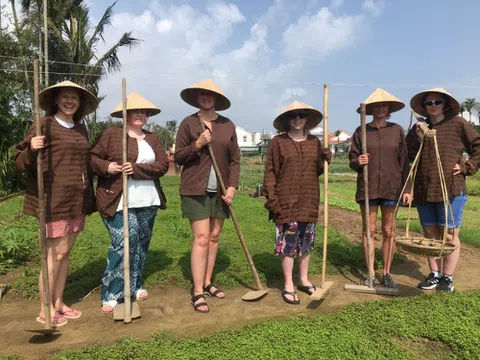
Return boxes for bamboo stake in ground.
[113,79,141,322]
[344,103,399,296]
[198,114,268,301]
[25,60,60,335]
[310,84,333,301]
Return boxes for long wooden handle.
[34,60,51,330]
[121,78,132,323]
[321,84,329,289]
[198,116,264,291]
[360,103,373,288]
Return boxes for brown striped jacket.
[174,113,240,195]
[14,116,95,222]
[262,134,327,224]
[349,122,410,202]
[90,127,169,218]
[406,115,480,204]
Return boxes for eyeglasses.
[288,112,308,119]
[424,99,444,107]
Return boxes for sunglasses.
[424,99,444,107]
[288,112,308,119]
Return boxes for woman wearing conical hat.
[348,88,411,288]
[174,79,240,313]
[14,80,99,327]
[406,88,480,292]
[90,92,169,313]
[263,101,332,304]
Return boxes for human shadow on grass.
[318,239,425,286]
[250,252,286,291]
[177,249,231,284]
[63,250,173,304]
[63,258,106,302]
[142,249,174,283]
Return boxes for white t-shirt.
[55,116,75,128]
[116,139,161,211]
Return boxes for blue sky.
[65,0,480,133]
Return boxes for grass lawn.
[41,291,480,360]
[4,176,403,300]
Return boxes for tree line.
[0,1,175,196]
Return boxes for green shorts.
[181,192,230,220]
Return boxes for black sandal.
[281,290,300,305]
[191,293,209,313]
[203,283,225,299]
[297,284,317,295]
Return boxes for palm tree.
[334,129,341,156]
[20,0,141,95]
[462,98,480,123]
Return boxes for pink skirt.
[45,216,85,238]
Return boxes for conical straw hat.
[410,87,460,117]
[356,88,405,115]
[273,101,323,133]
[180,78,231,111]
[110,92,161,118]
[39,80,98,117]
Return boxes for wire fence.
[238,154,355,191]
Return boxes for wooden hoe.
[198,114,268,301]
[25,61,61,335]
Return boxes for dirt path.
[1,207,479,360]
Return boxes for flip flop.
[297,284,317,295]
[36,315,68,327]
[281,290,300,305]
[101,300,118,313]
[59,308,82,319]
[136,289,149,301]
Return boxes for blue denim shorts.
[357,198,397,207]
[416,190,467,228]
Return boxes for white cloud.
[282,7,365,61]
[330,0,344,9]
[362,0,386,18]
[280,87,307,102]
[156,19,172,32]
[92,1,381,132]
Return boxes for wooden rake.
[310,84,334,301]
[113,79,141,322]
[343,103,399,296]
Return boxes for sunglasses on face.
[288,112,308,120]
[424,99,444,107]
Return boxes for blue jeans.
[357,198,397,207]
[416,190,467,229]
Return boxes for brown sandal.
[191,293,209,313]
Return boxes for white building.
[461,110,480,125]
[309,125,324,140]
[328,129,352,156]
[235,126,266,153]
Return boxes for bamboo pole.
[43,0,48,87]
[121,78,132,323]
[321,84,329,289]
[38,7,42,87]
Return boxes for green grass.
[4,176,403,299]
[3,174,480,298]
[0,196,38,274]
[46,291,480,360]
